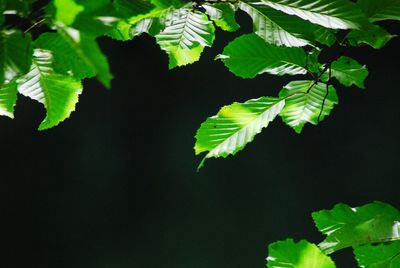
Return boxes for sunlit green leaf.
[267,239,336,268]
[312,201,400,254]
[239,1,335,47]
[278,80,338,133]
[156,8,215,68]
[354,241,400,268]
[195,97,285,168]
[16,49,82,130]
[258,0,369,29]
[54,0,84,25]
[217,34,307,78]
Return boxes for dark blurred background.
[1,9,400,268]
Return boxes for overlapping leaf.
[312,201,400,254]
[217,34,308,78]
[54,0,84,25]
[0,80,17,118]
[239,2,335,47]
[257,0,369,29]
[354,241,400,268]
[156,8,215,68]
[195,97,285,167]
[347,24,395,49]
[267,239,336,268]
[35,27,112,88]
[203,3,240,32]
[16,49,82,130]
[278,80,338,133]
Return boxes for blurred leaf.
[54,0,84,25]
[358,0,400,22]
[347,24,395,49]
[312,201,400,254]
[217,34,308,78]
[195,97,285,169]
[0,79,17,118]
[16,49,82,130]
[354,241,400,268]
[278,80,338,133]
[0,30,33,85]
[35,28,112,88]
[267,239,336,268]
[156,8,215,68]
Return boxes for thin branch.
[317,63,332,123]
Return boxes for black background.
[1,9,400,268]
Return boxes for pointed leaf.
[278,80,338,133]
[217,33,308,78]
[156,8,215,68]
[195,97,285,167]
[354,241,400,268]
[0,30,33,85]
[329,56,369,89]
[0,80,17,118]
[358,0,400,22]
[258,0,369,29]
[35,28,112,88]
[312,201,400,254]
[267,239,336,268]
[16,49,83,130]
[239,2,335,47]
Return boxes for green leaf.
[156,8,215,69]
[329,56,369,89]
[0,80,17,118]
[278,80,338,133]
[312,201,400,254]
[4,0,32,17]
[114,0,155,19]
[267,239,336,268]
[203,3,240,32]
[217,34,307,79]
[54,0,84,25]
[16,49,82,130]
[354,241,400,268]
[258,0,369,29]
[347,24,395,49]
[35,28,112,88]
[0,30,33,85]
[239,2,335,47]
[358,0,400,22]
[195,97,285,168]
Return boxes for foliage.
[0,0,397,169]
[266,201,400,268]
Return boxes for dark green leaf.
[267,239,336,268]
[217,34,308,78]
[204,3,240,32]
[358,0,400,22]
[347,24,395,49]
[329,56,369,89]
[312,201,400,254]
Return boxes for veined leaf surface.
[258,0,368,29]
[16,49,82,130]
[195,97,285,167]
[217,33,307,78]
[354,241,400,268]
[358,0,400,22]
[156,8,215,68]
[240,1,335,47]
[278,80,338,133]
